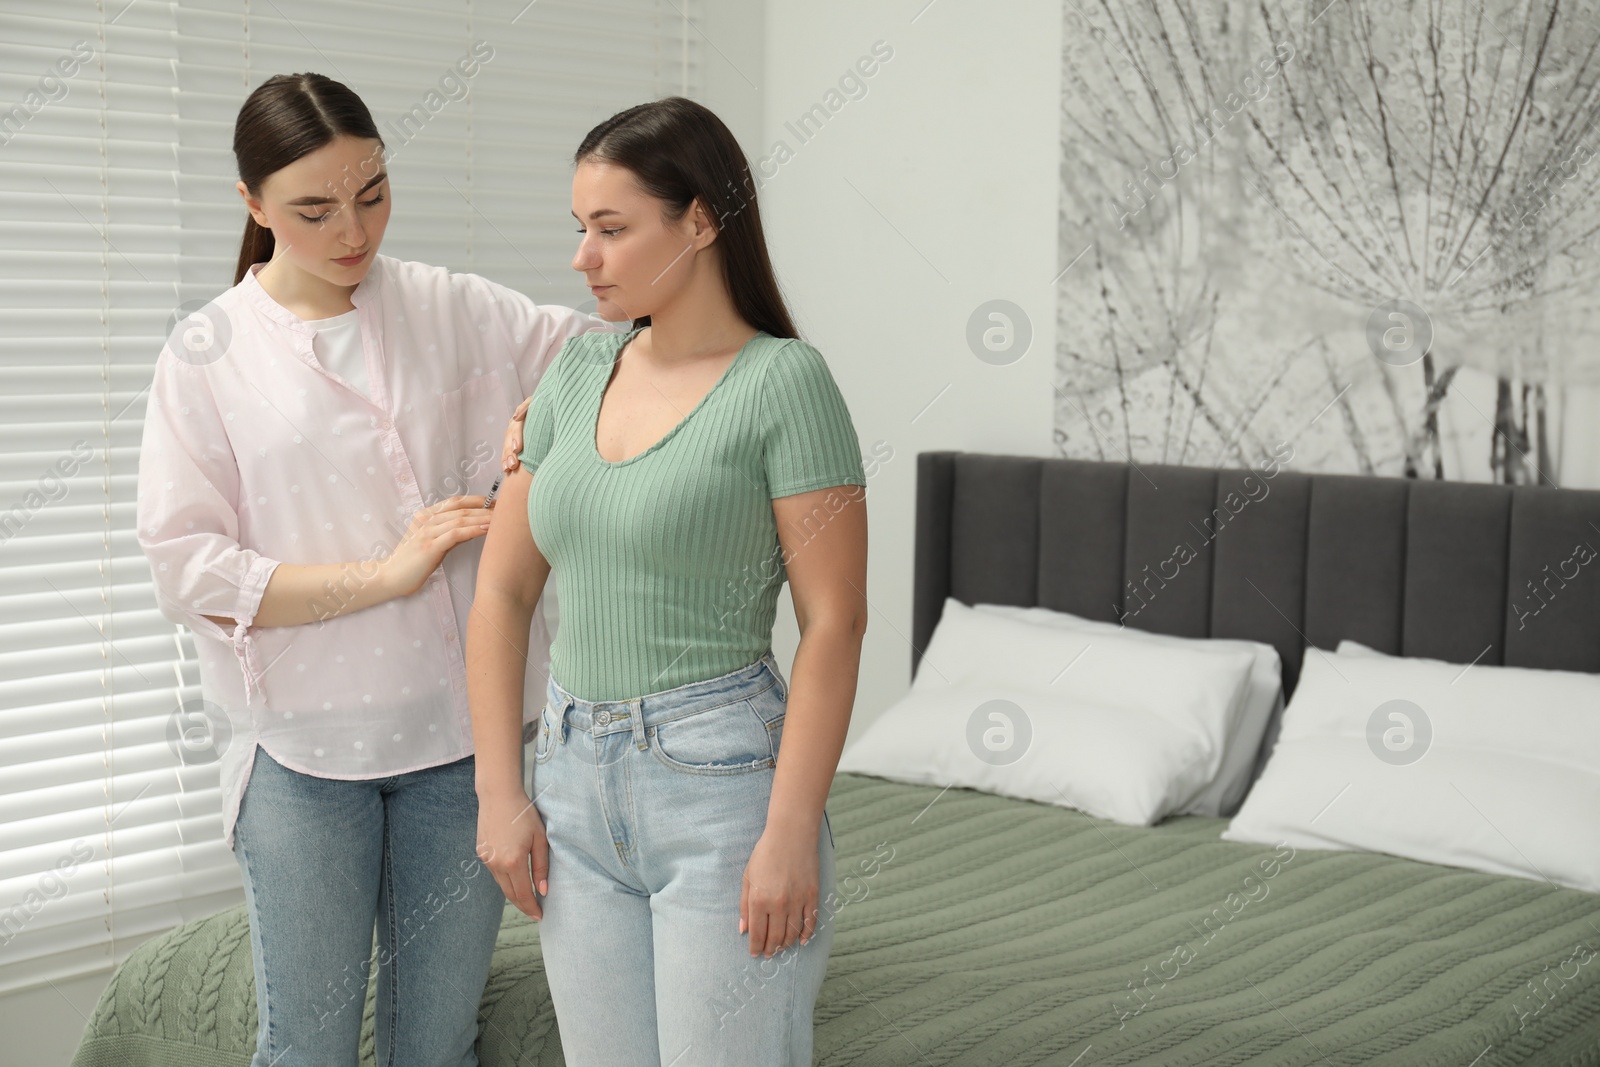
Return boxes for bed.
[73,451,1600,1066]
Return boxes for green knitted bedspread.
[71,772,1600,1066]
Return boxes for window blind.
[0,0,696,996]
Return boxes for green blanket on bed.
[71,772,1600,1066]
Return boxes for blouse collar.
[238,253,385,334]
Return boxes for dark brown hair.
[231,73,384,285]
[575,97,797,339]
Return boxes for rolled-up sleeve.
[136,350,281,705]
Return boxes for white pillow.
[1336,638,1387,656]
[838,598,1257,824]
[973,602,1283,816]
[836,684,1218,825]
[1222,648,1600,893]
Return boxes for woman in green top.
[465,96,868,1064]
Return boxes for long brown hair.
[231,73,384,285]
[575,97,797,339]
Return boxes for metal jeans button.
[594,708,612,726]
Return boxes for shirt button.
[594,709,612,726]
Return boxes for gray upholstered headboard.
[912,452,1600,784]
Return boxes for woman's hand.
[476,786,549,919]
[740,824,820,958]
[501,396,532,473]
[379,495,494,598]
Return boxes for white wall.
[761,0,1063,740]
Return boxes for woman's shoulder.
[753,334,839,387]
[539,328,628,389]
[749,334,856,421]
[370,254,445,288]
[563,323,639,367]
[377,256,500,302]
[373,256,523,310]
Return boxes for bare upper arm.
[772,484,868,634]
[478,464,551,612]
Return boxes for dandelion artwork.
[1055,0,1600,485]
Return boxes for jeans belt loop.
[630,699,647,751]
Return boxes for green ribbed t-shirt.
[516,326,866,701]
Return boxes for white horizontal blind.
[0,0,695,996]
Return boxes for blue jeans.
[533,649,837,1066]
[231,745,506,1067]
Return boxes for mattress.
[71,772,1600,1066]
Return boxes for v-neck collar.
[590,326,765,468]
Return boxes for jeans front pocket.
[748,676,787,756]
[648,694,776,776]
[533,702,559,765]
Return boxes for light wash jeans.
[231,745,506,1067]
[532,649,837,1066]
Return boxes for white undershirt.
[305,309,368,398]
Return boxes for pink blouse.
[136,254,625,847]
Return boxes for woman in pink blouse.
[135,72,619,1066]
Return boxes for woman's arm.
[465,463,551,917]
[138,354,281,642]
[200,494,496,630]
[201,561,394,630]
[466,464,548,793]
[766,483,868,837]
[742,482,868,958]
